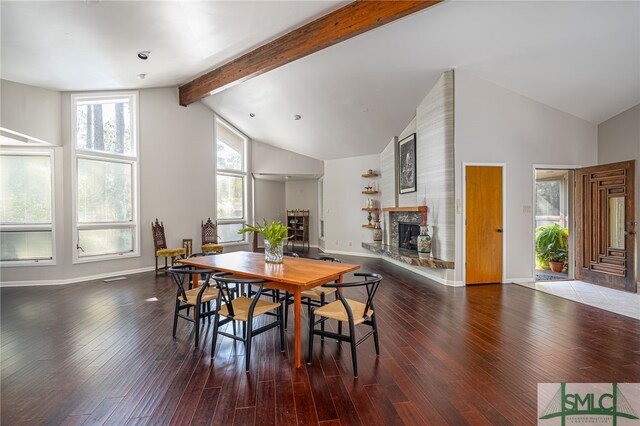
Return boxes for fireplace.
[398,222,420,251]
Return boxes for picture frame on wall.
[398,133,417,194]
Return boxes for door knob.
[497,229,503,233]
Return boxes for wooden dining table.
[178,251,360,368]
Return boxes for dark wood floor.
[2,252,639,425]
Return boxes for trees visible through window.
[0,153,54,263]
[72,93,139,261]
[215,118,247,244]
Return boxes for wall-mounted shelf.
[361,208,377,212]
[362,190,379,195]
[361,172,378,178]
[362,224,376,229]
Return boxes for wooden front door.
[575,160,636,292]
[466,166,503,284]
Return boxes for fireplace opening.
[398,222,420,251]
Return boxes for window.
[0,151,55,265]
[215,118,247,244]
[72,93,139,262]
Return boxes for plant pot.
[264,240,284,264]
[549,261,564,273]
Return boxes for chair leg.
[372,313,380,356]
[164,256,168,275]
[338,321,342,337]
[307,311,315,364]
[320,294,326,340]
[245,321,253,373]
[348,321,358,377]
[207,302,211,325]
[194,303,200,348]
[211,313,220,358]
[155,256,159,275]
[172,300,180,338]
[279,303,285,352]
[284,292,289,330]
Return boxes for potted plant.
[238,219,290,263]
[535,224,569,273]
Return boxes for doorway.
[465,165,504,285]
[534,168,573,281]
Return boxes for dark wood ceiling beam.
[179,0,443,106]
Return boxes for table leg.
[294,290,302,368]
[193,274,199,288]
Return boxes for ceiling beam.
[179,0,443,106]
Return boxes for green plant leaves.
[535,224,569,267]
[237,219,291,246]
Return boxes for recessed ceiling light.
[293,114,302,120]
[137,73,146,80]
[137,51,150,60]
[249,113,255,118]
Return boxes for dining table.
[178,251,360,368]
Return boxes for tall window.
[215,118,247,244]
[0,151,55,265]
[72,93,139,262]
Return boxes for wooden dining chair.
[169,265,218,348]
[210,272,285,372]
[201,218,224,254]
[307,272,382,377]
[152,218,186,275]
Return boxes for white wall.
[455,71,598,283]
[0,87,253,285]
[323,154,381,256]
[254,179,286,247]
[252,140,323,175]
[597,103,640,286]
[285,180,319,247]
[1,79,62,145]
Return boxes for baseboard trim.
[0,266,156,287]
[506,277,536,284]
[321,249,381,259]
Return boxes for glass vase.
[264,240,284,264]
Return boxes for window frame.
[71,92,140,263]
[214,116,248,246]
[0,148,56,266]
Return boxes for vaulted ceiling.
[2,1,638,160]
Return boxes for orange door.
[466,166,503,284]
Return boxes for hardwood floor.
[2,252,639,425]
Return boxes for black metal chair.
[210,272,285,372]
[169,264,218,348]
[307,272,382,377]
[282,255,341,331]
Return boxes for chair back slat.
[329,273,382,322]
[313,255,341,263]
[212,272,269,319]
[202,218,219,245]
[152,218,167,250]
[169,264,215,302]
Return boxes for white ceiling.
[2,1,639,161]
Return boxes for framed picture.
[398,133,417,194]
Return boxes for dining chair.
[210,272,285,372]
[169,265,218,348]
[281,255,341,331]
[152,218,186,275]
[201,218,224,254]
[307,272,382,377]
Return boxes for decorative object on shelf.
[417,226,431,258]
[398,133,417,194]
[373,221,383,243]
[367,210,374,225]
[238,219,290,263]
[417,208,431,258]
[367,198,374,209]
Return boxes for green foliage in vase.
[535,224,569,268]
[238,219,291,246]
